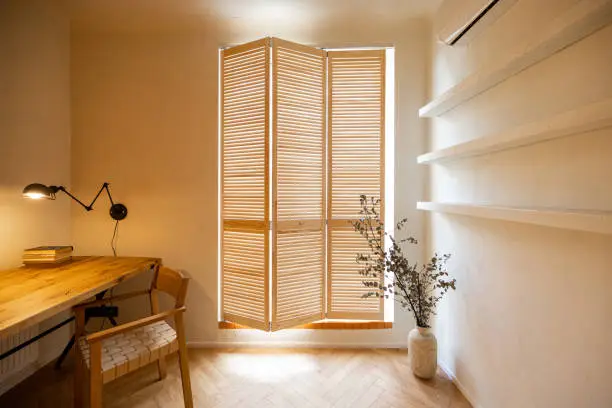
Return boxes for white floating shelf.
[417,202,612,236]
[420,0,612,117]
[418,98,612,164]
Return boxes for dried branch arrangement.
[352,195,456,328]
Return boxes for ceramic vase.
[408,326,437,379]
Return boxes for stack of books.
[23,246,73,265]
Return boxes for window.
[220,37,387,331]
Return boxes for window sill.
[218,320,392,330]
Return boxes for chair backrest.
[151,267,189,308]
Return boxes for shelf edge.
[418,98,612,164]
[417,202,612,235]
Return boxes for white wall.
[70,16,430,346]
[428,1,612,407]
[0,0,72,390]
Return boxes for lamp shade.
[22,183,56,200]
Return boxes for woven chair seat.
[78,320,178,384]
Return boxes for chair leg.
[176,314,193,408]
[157,356,168,380]
[89,342,103,408]
[74,350,84,407]
[89,374,103,408]
[177,348,193,407]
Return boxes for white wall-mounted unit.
[435,0,518,45]
[424,0,612,116]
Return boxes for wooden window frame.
[219,320,392,330]
[271,38,327,331]
[326,49,386,321]
[220,38,389,331]
[220,38,271,331]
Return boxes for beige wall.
[428,1,612,407]
[70,16,430,346]
[0,0,72,387]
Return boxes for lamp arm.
[103,183,116,206]
[56,183,116,212]
[55,186,90,211]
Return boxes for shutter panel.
[271,38,326,330]
[327,50,385,320]
[221,38,270,330]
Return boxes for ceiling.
[62,0,442,26]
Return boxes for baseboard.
[188,341,407,349]
[438,360,481,408]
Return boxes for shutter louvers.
[271,38,326,330]
[221,38,270,330]
[327,50,385,320]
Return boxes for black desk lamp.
[23,182,127,369]
[23,182,128,220]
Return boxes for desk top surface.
[0,256,161,337]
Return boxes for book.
[23,256,72,265]
[24,246,73,255]
[23,246,73,265]
[23,253,72,259]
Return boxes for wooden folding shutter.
[221,38,270,330]
[327,50,385,320]
[271,38,326,330]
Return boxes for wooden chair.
[73,266,193,408]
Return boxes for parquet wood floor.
[0,348,472,408]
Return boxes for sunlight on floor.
[220,352,318,383]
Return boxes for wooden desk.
[0,256,160,338]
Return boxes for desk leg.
[57,291,116,370]
[55,335,76,370]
